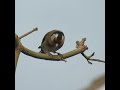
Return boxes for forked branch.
[15,28,105,71]
[19,27,38,39]
[76,38,105,64]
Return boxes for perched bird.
[38,30,65,55]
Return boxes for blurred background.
[15,0,105,90]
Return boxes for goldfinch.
[38,30,65,55]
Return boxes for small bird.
[38,30,65,55]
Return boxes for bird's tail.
[38,46,41,49]
[38,46,46,53]
[38,46,42,53]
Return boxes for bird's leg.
[54,52,67,62]
[47,52,54,58]
[53,51,61,55]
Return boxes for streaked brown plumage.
[38,30,65,55]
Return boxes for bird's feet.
[40,51,54,57]
[54,52,67,62]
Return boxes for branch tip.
[19,27,38,39]
[81,52,105,64]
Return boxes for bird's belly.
[42,44,57,52]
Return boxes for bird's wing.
[38,31,53,48]
[55,40,64,51]
[38,30,62,49]
[38,33,49,48]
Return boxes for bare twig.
[81,53,105,64]
[19,27,38,39]
[88,58,105,63]
[76,38,105,64]
[81,52,94,64]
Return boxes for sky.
[15,0,105,90]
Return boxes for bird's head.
[51,31,65,44]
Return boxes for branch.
[15,34,22,71]
[15,28,38,72]
[81,53,105,63]
[15,28,105,72]
[20,38,88,62]
[15,47,21,71]
[15,34,19,48]
[19,27,38,39]
[76,38,105,64]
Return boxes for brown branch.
[20,38,88,62]
[19,27,38,39]
[76,38,105,64]
[15,47,21,71]
[15,34,19,48]
[15,34,22,72]
[15,32,89,71]
[15,29,105,72]
[20,37,105,63]
[81,53,105,64]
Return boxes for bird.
[38,30,65,55]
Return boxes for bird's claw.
[58,53,67,62]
